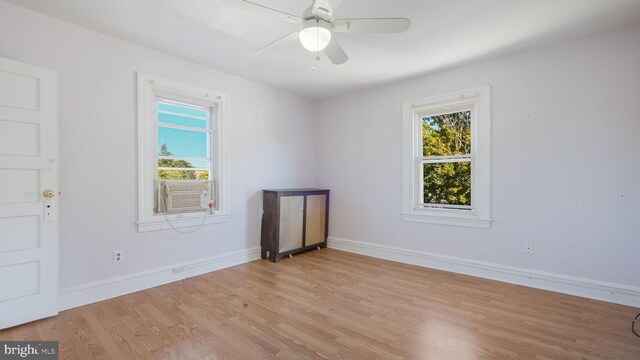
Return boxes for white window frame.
[402,85,491,228]
[137,73,229,232]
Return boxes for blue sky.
[157,102,209,159]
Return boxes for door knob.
[43,189,56,198]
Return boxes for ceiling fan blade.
[254,31,299,54]
[324,37,348,65]
[221,0,301,23]
[332,18,411,33]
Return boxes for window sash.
[155,99,213,179]
[418,155,473,210]
[416,106,474,210]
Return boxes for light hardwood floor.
[2,249,639,359]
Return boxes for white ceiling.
[7,0,640,99]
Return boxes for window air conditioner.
[157,180,212,214]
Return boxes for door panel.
[278,196,304,252]
[0,71,39,110]
[0,169,40,202]
[0,262,40,302]
[0,215,40,252]
[305,195,326,246]
[0,120,40,156]
[0,57,58,329]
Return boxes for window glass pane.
[158,102,208,119]
[158,112,207,129]
[158,169,209,180]
[422,111,471,157]
[158,127,207,158]
[423,162,471,206]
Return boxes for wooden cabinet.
[261,189,329,262]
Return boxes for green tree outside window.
[158,143,209,180]
[422,111,471,206]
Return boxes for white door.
[0,57,58,329]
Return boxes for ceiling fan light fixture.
[299,19,331,52]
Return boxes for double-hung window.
[137,73,229,232]
[402,86,491,228]
[156,99,211,181]
[419,108,472,209]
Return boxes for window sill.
[402,210,491,228]
[137,213,230,232]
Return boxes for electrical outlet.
[525,242,533,255]
[172,266,184,274]
[113,249,124,264]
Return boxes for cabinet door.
[305,194,327,246]
[278,196,304,252]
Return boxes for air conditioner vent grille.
[157,180,213,214]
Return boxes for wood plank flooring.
[2,249,639,359]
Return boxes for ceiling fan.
[223,0,411,64]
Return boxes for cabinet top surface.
[263,188,329,193]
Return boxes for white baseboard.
[328,237,640,308]
[59,247,261,311]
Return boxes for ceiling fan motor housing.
[304,2,333,21]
